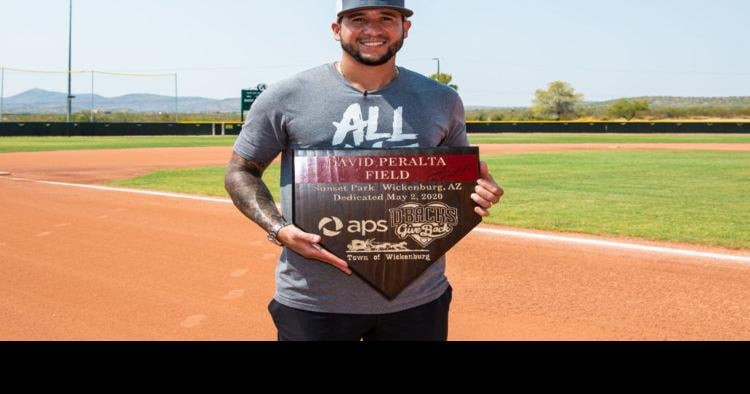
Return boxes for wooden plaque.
[293,147,482,300]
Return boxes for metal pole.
[433,57,441,82]
[90,70,94,122]
[174,73,179,122]
[67,0,73,123]
[1,66,5,122]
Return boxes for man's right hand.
[277,225,353,276]
[224,152,351,276]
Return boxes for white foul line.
[5,176,750,265]
[9,177,234,205]
[472,227,750,265]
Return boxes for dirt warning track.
[1,144,749,340]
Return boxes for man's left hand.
[471,161,504,217]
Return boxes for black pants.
[268,286,452,341]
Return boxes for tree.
[607,98,650,121]
[532,81,583,120]
[430,72,459,91]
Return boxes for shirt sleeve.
[441,94,469,147]
[232,88,288,164]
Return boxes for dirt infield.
[1,143,749,340]
[0,147,233,184]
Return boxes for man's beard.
[340,34,405,66]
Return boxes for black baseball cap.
[337,0,414,18]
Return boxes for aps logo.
[318,216,388,237]
[318,217,344,237]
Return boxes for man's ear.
[402,19,412,39]
[332,22,342,41]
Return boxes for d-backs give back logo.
[389,202,459,248]
[332,104,418,148]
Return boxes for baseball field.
[1,133,749,339]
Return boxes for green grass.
[106,150,750,250]
[483,150,750,249]
[0,136,237,153]
[108,164,282,202]
[1,133,749,153]
[468,133,750,144]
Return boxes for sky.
[1,0,749,107]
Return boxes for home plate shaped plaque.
[293,147,482,300]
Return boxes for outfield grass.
[108,164,282,202]
[107,150,750,250]
[468,133,750,144]
[0,136,237,153]
[1,133,749,154]
[483,150,750,250]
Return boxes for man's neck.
[337,55,399,93]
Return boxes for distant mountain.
[582,96,750,109]
[2,89,239,113]
[468,97,750,112]
[4,89,749,114]
[465,105,528,111]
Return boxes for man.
[225,0,503,341]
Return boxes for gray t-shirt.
[233,62,468,314]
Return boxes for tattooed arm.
[224,152,351,275]
[224,152,282,233]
